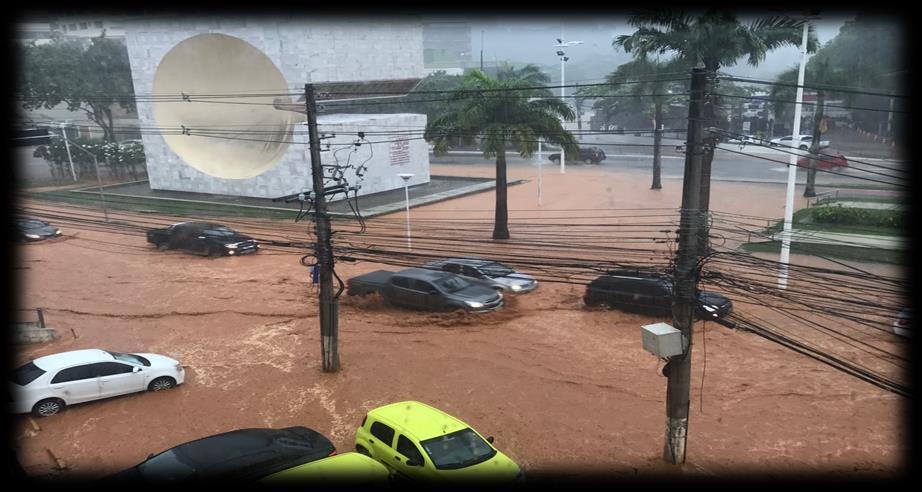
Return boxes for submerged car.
[548,146,606,165]
[355,401,523,482]
[796,152,848,170]
[584,270,732,320]
[422,258,538,294]
[15,217,61,242]
[147,221,258,257]
[347,268,504,313]
[9,349,184,417]
[107,427,336,482]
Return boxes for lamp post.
[779,19,812,290]
[398,173,414,251]
[554,34,583,174]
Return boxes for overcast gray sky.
[466,14,855,84]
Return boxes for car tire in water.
[33,398,65,417]
[207,246,222,258]
[157,242,169,251]
[148,377,176,392]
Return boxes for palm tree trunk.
[652,99,663,190]
[492,150,510,240]
[804,91,824,198]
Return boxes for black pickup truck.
[147,221,259,257]
[347,268,504,313]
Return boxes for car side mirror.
[133,366,141,373]
[486,436,494,444]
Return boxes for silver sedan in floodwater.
[423,258,538,294]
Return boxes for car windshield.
[433,275,470,293]
[479,262,515,278]
[137,449,196,481]
[9,361,46,386]
[204,227,236,237]
[419,428,496,470]
[17,219,47,229]
[106,350,151,367]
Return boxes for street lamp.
[779,19,812,290]
[554,35,583,174]
[398,173,414,251]
[64,134,110,224]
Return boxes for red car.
[797,152,847,170]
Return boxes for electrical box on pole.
[662,67,709,465]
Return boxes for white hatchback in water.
[9,349,185,417]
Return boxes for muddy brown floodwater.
[11,165,908,480]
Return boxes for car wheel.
[356,445,371,457]
[800,145,809,150]
[33,398,65,417]
[550,158,559,164]
[156,242,169,251]
[207,246,223,258]
[148,377,176,392]
[584,158,593,165]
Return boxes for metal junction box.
[641,322,684,358]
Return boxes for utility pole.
[480,30,484,72]
[663,67,708,465]
[305,83,339,373]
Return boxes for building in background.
[422,19,472,76]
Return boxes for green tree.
[615,9,816,209]
[20,35,136,143]
[425,68,578,239]
[578,58,690,190]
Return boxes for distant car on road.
[769,135,830,150]
[796,152,848,170]
[347,268,504,313]
[147,221,259,257]
[727,134,764,145]
[584,270,733,320]
[9,349,185,417]
[548,146,606,165]
[893,308,911,338]
[355,400,523,482]
[14,217,61,242]
[107,427,336,482]
[422,258,538,294]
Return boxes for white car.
[9,349,185,417]
[769,135,830,150]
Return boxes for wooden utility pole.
[305,83,339,372]
[663,67,708,464]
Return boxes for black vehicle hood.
[449,285,501,302]
[215,233,255,244]
[107,427,334,482]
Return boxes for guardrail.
[807,190,840,208]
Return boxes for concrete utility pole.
[663,67,708,465]
[305,83,339,373]
[779,21,811,290]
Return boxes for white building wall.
[123,16,428,198]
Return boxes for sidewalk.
[770,229,906,250]
[69,175,523,218]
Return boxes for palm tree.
[578,58,690,190]
[425,67,579,239]
[615,9,817,210]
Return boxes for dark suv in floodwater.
[548,146,606,165]
[584,270,732,320]
[147,222,259,257]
